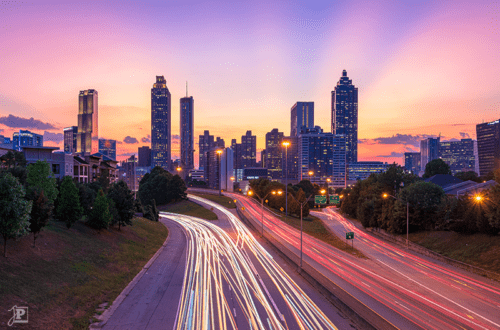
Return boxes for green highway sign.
[346,232,354,240]
[315,195,327,204]
[330,195,340,205]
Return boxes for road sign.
[280,207,284,212]
[346,232,354,240]
[315,195,327,204]
[330,195,340,205]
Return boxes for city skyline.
[0,1,499,167]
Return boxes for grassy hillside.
[189,193,237,209]
[159,199,218,220]
[0,218,168,329]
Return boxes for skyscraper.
[420,137,440,173]
[64,126,78,153]
[77,89,98,155]
[151,76,171,170]
[98,139,117,160]
[13,130,43,151]
[331,70,358,163]
[138,146,151,167]
[291,102,314,137]
[265,128,284,179]
[180,95,194,170]
[199,130,214,170]
[476,119,500,176]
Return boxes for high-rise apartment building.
[265,128,284,179]
[404,152,421,174]
[138,146,151,167]
[77,89,98,155]
[291,102,314,137]
[98,139,117,160]
[180,96,194,170]
[151,76,171,170]
[297,127,346,187]
[331,70,358,163]
[439,139,476,175]
[64,126,78,153]
[476,119,500,176]
[420,137,440,173]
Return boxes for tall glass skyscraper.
[180,96,194,170]
[420,137,440,173]
[64,126,78,153]
[331,70,358,163]
[265,128,284,179]
[151,76,171,170]
[77,89,98,155]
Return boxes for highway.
[160,195,354,330]
[229,193,500,330]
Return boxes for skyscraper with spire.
[151,76,171,170]
[331,70,358,163]
[180,82,194,170]
[77,89,98,155]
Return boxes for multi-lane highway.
[161,195,355,330]
[230,193,500,330]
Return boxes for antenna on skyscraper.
[186,81,188,97]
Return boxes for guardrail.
[235,202,398,330]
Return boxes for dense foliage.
[87,189,112,230]
[57,176,83,229]
[29,189,53,247]
[26,160,58,202]
[423,159,451,178]
[340,164,500,235]
[138,166,187,207]
[107,180,135,229]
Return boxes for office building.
[476,119,500,176]
[291,102,314,137]
[138,146,151,167]
[282,136,299,183]
[331,70,358,163]
[404,152,421,174]
[297,127,346,187]
[204,147,233,191]
[199,130,214,170]
[13,130,43,150]
[180,96,194,170]
[439,139,476,175]
[151,76,171,170]
[348,162,390,181]
[64,126,78,153]
[77,89,98,155]
[98,139,116,160]
[233,130,256,170]
[215,137,225,148]
[420,137,440,174]
[265,128,284,179]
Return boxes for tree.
[0,150,26,168]
[138,166,187,207]
[0,173,32,257]
[108,180,135,230]
[423,159,451,178]
[143,199,159,221]
[29,189,53,247]
[87,189,112,230]
[97,169,111,193]
[26,160,58,202]
[454,171,481,183]
[57,176,83,229]
[78,183,97,216]
[486,185,500,232]
[295,188,310,217]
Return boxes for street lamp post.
[216,149,223,196]
[383,193,409,248]
[248,190,283,237]
[282,141,290,215]
[326,178,331,202]
[289,191,316,268]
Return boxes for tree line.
[339,159,500,236]
[0,151,188,257]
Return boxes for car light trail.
[161,195,339,330]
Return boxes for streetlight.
[288,192,314,269]
[308,170,314,183]
[248,189,283,237]
[383,193,410,248]
[326,178,331,202]
[282,140,290,215]
[216,149,223,196]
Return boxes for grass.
[189,193,237,209]
[0,217,168,329]
[158,199,218,220]
[407,231,500,275]
[272,210,366,258]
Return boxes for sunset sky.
[0,0,499,167]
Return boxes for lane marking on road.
[395,301,410,311]
[361,281,371,288]
[233,308,237,317]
